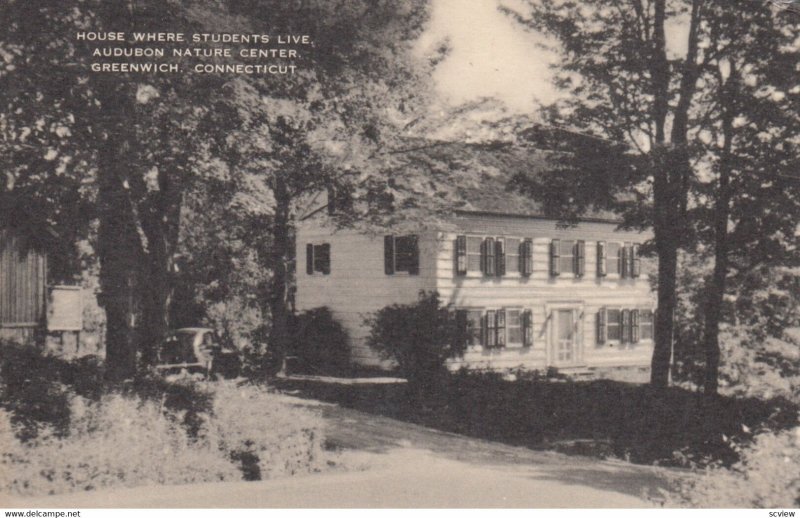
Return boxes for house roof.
[393,139,621,224]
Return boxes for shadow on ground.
[274,371,799,468]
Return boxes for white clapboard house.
[296,143,656,377]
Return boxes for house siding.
[296,212,656,375]
[295,223,438,365]
[436,214,654,372]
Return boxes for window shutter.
[408,235,420,275]
[597,308,606,345]
[632,244,641,277]
[597,241,607,277]
[521,239,533,276]
[522,309,533,347]
[455,310,468,349]
[631,309,640,344]
[384,235,394,275]
[495,238,505,277]
[319,244,331,274]
[484,237,496,276]
[496,309,506,347]
[621,243,630,278]
[576,240,586,277]
[550,239,560,277]
[306,244,314,275]
[621,309,630,343]
[485,310,496,347]
[479,315,489,347]
[455,235,467,276]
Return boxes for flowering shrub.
[666,426,800,507]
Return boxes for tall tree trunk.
[97,106,140,381]
[138,236,174,368]
[649,0,703,388]
[703,69,737,395]
[268,175,292,373]
[650,157,681,388]
[138,174,183,368]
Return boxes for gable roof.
[393,139,621,224]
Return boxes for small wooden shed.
[0,227,48,344]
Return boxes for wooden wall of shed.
[0,229,47,342]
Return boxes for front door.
[553,308,577,365]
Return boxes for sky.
[416,0,691,116]
[415,0,561,114]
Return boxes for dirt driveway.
[8,392,680,508]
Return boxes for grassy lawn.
[274,370,799,467]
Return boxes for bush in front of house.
[204,382,325,480]
[0,343,328,496]
[665,426,800,507]
[1,392,239,496]
[365,291,464,387]
[1,382,327,496]
[288,307,351,375]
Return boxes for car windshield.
[160,333,198,364]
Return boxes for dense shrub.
[276,370,799,467]
[0,381,327,496]
[365,291,463,387]
[1,393,238,496]
[0,343,104,439]
[0,343,328,496]
[205,382,325,480]
[288,307,350,375]
[665,427,800,507]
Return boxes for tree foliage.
[503,0,800,392]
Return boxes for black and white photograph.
[1,0,799,512]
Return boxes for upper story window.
[455,235,532,277]
[597,307,653,346]
[384,235,419,275]
[305,243,330,275]
[549,239,586,277]
[598,241,641,278]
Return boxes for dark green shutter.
[384,235,394,274]
[496,309,506,347]
[455,310,468,350]
[550,239,560,277]
[484,237,496,276]
[306,244,314,275]
[597,308,606,345]
[523,309,533,347]
[408,235,419,275]
[576,240,586,277]
[621,243,630,278]
[495,238,505,277]
[632,244,641,277]
[485,310,496,347]
[319,243,331,275]
[621,309,630,343]
[597,241,607,277]
[631,309,640,344]
[522,239,533,276]
[455,235,467,276]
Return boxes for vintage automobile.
[155,327,241,379]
